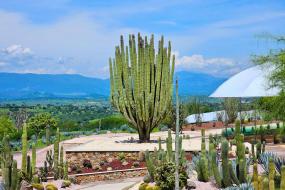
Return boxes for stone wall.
[66,151,141,168]
[71,168,147,184]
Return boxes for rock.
[107,167,113,171]
[122,161,129,166]
[107,158,113,163]
[20,180,33,190]
[61,180,72,188]
[186,179,196,189]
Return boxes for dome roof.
[210,65,279,97]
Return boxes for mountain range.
[0,72,226,100]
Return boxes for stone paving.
[66,129,223,152]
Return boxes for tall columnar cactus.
[263,177,269,190]
[53,127,60,180]
[32,143,36,174]
[166,129,173,161]
[60,145,64,179]
[262,141,266,153]
[1,136,19,190]
[22,123,28,173]
[46,150,53,170]
[281,165,285,190]
[222,140,232,187]
[258,176,263,190]
[26,155,33,181]
[238,159,246,183]
[158,137,162,151]
[46,125,51,145]
[109,34,175,142]
[229,161,240,186]
[201,129,206,155]
[63,161,69,180]
[251,142,255,160]
[269,158,275,181]
[211,149,222,188]
[269,179,275,190]
[256,141,262,159]
[145,150,155,181]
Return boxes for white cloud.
[174,51,248,77]
[0,10,142,78]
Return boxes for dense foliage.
[109,34,175,142]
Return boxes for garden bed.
[69,168,148,184]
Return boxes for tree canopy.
[0,115,16,139]
[27,113,57,136]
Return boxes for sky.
[0,0,284,79]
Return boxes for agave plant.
[259,152,285,174]
[223,183,254,190]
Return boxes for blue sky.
[0,0,284,78]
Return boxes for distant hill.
[0,72,226,100]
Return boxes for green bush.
[154,162,187,190]
[87,115,129,131]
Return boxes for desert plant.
[32,143,36,174]
[82,159,92,169]
[46,150,54,170]
[259,152,285,175]
[222,140,232,187]
[53,127,60,180]
[281,165,285,190]
[154,162,187,190]
[109,34,175,142]
[22,123,28,173]
[166,129,173,162]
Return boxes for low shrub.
[83,159,92,169]
[154,162,187,190]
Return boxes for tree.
[253,35,285,121]
[164,104,185,133]
[0,115,16,140]
[27,113,57,143]
[224,98,239,124]
[109,34,175,142]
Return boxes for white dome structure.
[210,65,279,97]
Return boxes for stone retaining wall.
[66,151,141,168]
[70,168,147,184]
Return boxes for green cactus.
[158,137,162,150]
[262,141,266,153]
[11,160,19,190]
[166,129,173,161]
[281,165,285,190]
[46,150,53,170]
[145,150,155,181]
[53,127,60,180]
[263,177,269,190]
[251,142,255,160]
[238,159,246,183]
[256,141,262,159]
[253,163,258,182]
[46,125,51,145]
[258,176,263,190]
[201,129,206,155]
[59,145,64,179]
[229,161,240,185]
[22,123,28,173]
[269,158,275,181]
[109,34,175,142]
[221,140,232,187]
[26,155,33,181]
[269,179,275,190]
[211,149,222,188]
[32,143,36,174]
[63,161,69,180]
